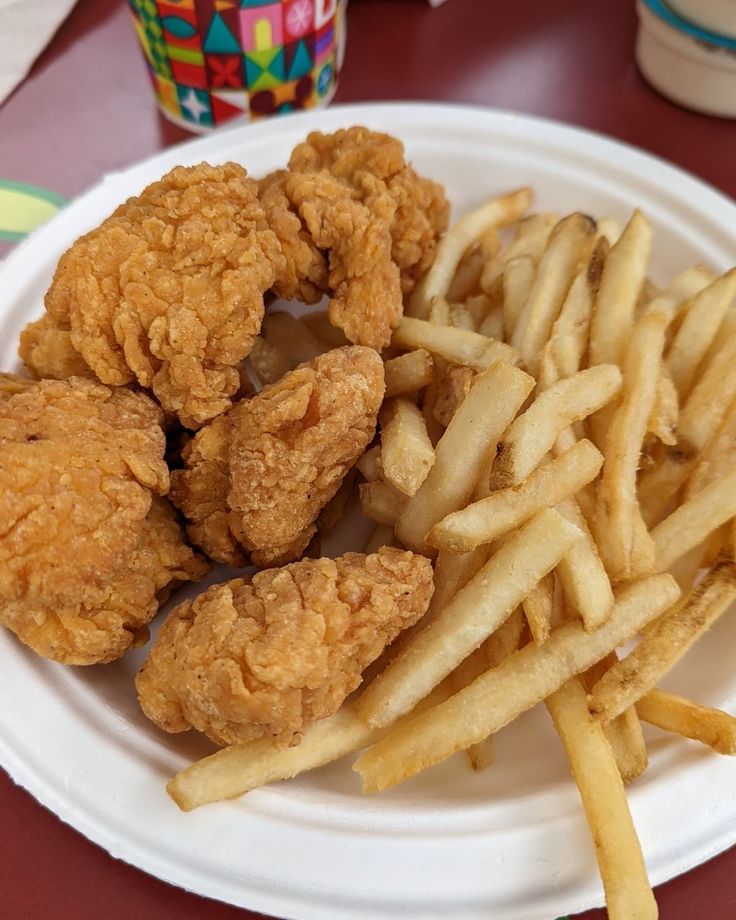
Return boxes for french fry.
[363,523,396,554]
[639,331,736,524]
[665,269,736,399]
[358,509,583,729]
[448,302,476,331]
[464,608,526,769]
[684,395,736,499]
[354,575,679,792]
[379,399,435,497]
[447,247,485,303]
[595,217,622,246]
[589,562,736,722]
[466,292,496,331]
[391,317,518,371]
[636,689,736,755]
[417,188,533,313]
[490,364,622,489]
[359,480,408,526]
[539,236,607,388]
[583,653,648,783]
[396,362,534,554]
[428,439,602,552]
[169,706,376,810]
[477,300,505,340]
[511,213,596,375]
[589,209,653,368]
[545,678,657,920]
[431,364,475,428]
[502,256,536,340]
[300,310,350,350]
[555,497,614,631]
[522,573,556,645]
[647,365,678,446]
[595,310,668,582]
[427,546,491,622]
[651,467,736,572]
[383,349,435,397]
[481,213,556,293]
[355,444,382,482]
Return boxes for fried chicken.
[0,377,207,664]
[21,163,283,428]
[260,126,449,350]
[136,547,434,747]
[170,345,384,567]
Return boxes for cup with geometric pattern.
[127,0,346,133]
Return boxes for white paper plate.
[1,103,736,920]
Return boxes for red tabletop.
[1,1,735,918]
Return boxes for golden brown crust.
[170,346,384,567]
[135,547,434,746]
[33,163,283,428]
[261,127,449,349]
[0,378,207,664]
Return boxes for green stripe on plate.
[0,180,66,241]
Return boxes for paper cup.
[127,0,346,133]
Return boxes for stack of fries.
[169,187,736,920]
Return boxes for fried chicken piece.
[261,127,449,350]
[289,126,450,294]
[21,163,283,428]
[19,315,94,380]
[136,547,434,746]
[170,345,384,567]
[0,377,207,664]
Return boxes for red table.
[1,1,735,918]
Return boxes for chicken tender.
[21,163,283,428]
[0,377,207,664]
[171,345,384,567]
[261,127,449,349]
[136,547,434,747]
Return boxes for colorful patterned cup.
[127,0,346,133]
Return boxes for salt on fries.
[167,190,736,920]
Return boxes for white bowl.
[667,0,736,38]
[637,0,736,117]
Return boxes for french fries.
[665,269,736,399]
[396,362,534,553]
[162,187,736,920]
[391,316,518,371]
[589,210,652,368]
[636,689,736,755]
[594,310,668,582]
[651,467,736,571]
[169,705,378,811]
[415,187,533,313]
[546,678,657,920]
[379,399,435,497]
[383,348,435,397]
[588,562,736,721]
[490,364,621,489]
[359,480,407,526]
[354,576,679,792]
[555,497,614,630]
[511,213,595,375]
[428,439,602,552]
[522,573,556,645]
[358,508,582,728]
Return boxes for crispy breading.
[135,547,434,746]
[19,315,94,380]
[261,127,449,349]
[22,163,283,428]
[170,346,384,566]
[0,377,207,664]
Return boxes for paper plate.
[1,103,736,920]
